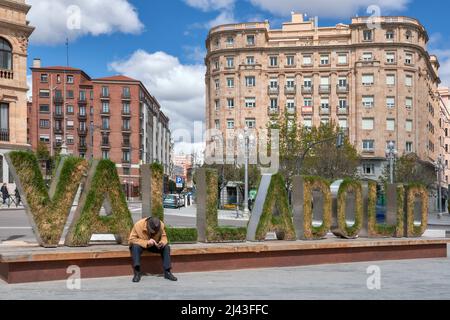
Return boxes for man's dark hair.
[146,217,161,234]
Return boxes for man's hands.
[156,242,166,249]
[147,239,166,249]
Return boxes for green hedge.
[255,173,296,241]
[301,176,332,240]
[405,183,428,237]
[166,227,198,243]
[332,179,363,239]
[65,160,133,246]
[205,169,247,242]
[9,151,88,247]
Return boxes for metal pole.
[244,131,249,216]
[390,155,394,184]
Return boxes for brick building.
[205,13,443,179]
[29,61,171,196]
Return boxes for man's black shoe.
[164,271,178,281]
[132,271,142,283]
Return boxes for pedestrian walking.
[15,188,21,207]
[1,183,9,206]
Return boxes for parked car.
[164,194,181,209]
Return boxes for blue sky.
[25,0,450,151]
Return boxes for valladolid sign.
[5,152,428,248]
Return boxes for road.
[0,204,248,243]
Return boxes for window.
[245,97,256,108]
[303,77,312,88]
[39,119,50,128]
[338,54,348,65]
[304,97,312,107]
[79,121,86,131]
[245,118,256,129]
[270,98,278,109]
[226,36,234,46]
[66,90,74,99]
[101,86,109,97]
[386,30,395,40]
[79,90,86,101]
[56,75,61,83]
[286,99,295,112]
[286,55,295,66]
[247,35,255,46]
[100,150,109,160]
[245,76,256,87]
[363,30,373,41]
[303,118,312,129]
[67,105,74,114]
[226,57,234,68]
[362,74,374,86]
[213,60,219,70]
[123,102,130,114]
[227,119,234,129]
[386,74,396,86]
[55,105,63,115]
[303,55,312,65]
[339,99,348,109]
[406,120,413,132]
[406,97,413,110]
[405,53,413,65]
[386,119,395,131]
[122,87,130,98]
[386,52,395,64]
[321,118,330,125]
[246,56,255,65]
[123,119,130,130]
[338,119,348,129]
[40,74,48,82]
[363,140,375,152]
[39,135,50,143]
[286,78,295,88]
[0,38,12,70]
[320,55,330,65]
[405,75,413,87]
[269,56,278,67]
[39,105,49,113]
[363,163,376,175]
[387,97,395,109]
[214,120,220,130]
[214,79,220,90]
[123,151,131,162]
[338,77,347,89]
[227,78,234,88]
[405,30,412,41]
[227,98,235,109]
[102,117,110,130]
[67,75,74,84]
[362,96,374,108]
[269,78,278,89]
[214,100,220,111]
[406,142,413,153]
[39,90,50,98]
[362,52,373,61]
[321,97,330,109]
[102,102,109,113]
[362,118,374,130]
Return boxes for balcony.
[122,111,132,118]
[319,85,331,94]
[284,85,297,95]
[301,106,314,115]
[122,142,131,149]
[320,107,330,115]
[101,142,110,149]
[268,86,279,95]
[54,142,63,148]
[78,113,87,120]
[122,94,131,100]
[100,93,110,100]
[0,129,10,142]
[53,112,64,119]
[286,107,297,114]
[54,128,63,134]
[122,159,131,164]
[100,110,110,116]
[77,128,88,136]
[0,69,13,80]
[53,96,64,104]
[336,84,349,93]
[337,107,349,115]
[78,97,87,104]
[268,107,279,116]
[301,85,313,94]
[122,127,132,133]
[79,144,88,151]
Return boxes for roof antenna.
[66,37,69,67]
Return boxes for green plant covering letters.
[405,183,428,237]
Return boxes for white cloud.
[27,74,32,101]
[183,46,207,64]
[433,50,450,88]
[109,50,206,135]
[184,0,235,12]
[248,0,409,18]
[26,0,144,45]
[205,10,236,29]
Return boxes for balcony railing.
[301,85,313,94]
[337,107,349,115]
[0,129,10,142]
[101,143,110,149]
[122,127,132,133]
[78,97,87,104]
[77,128,88,136]
[78,113,87,120]
[53,112,64,119]
[320,107,330,115]
[100,110,110,116]
[100,93,110,99]
[286,107,297,114]
[53,96,64,104]
[301,106,314,115]
[122,94,131,100]
[122,142,131,149]
[284,85,297,95]
[319,85,331,94]
[268,86,279,95]
[122,111,132,117]
[0,69,13,80]
[79,144,88,151]
[336,84,349,93]
[54,128,63,134]
[268,107,279,116]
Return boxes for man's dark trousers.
[130,244,172,271]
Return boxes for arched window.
[405,30,412,41]
[0,38,12,70]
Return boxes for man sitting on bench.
[129,217,178,283]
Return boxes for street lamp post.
[385,142,398,184]
[243,127,250,217]
[435,154,445,215]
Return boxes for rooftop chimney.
[291,12,304,23]
[33,58,41,68]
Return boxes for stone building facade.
[205,13,442,179]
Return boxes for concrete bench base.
[1,238,448,284]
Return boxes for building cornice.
[0,0,32,14]
[0,18,34,36]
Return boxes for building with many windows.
[29,61,171,195]
[205,13,442,179]
[0,0,34,186]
